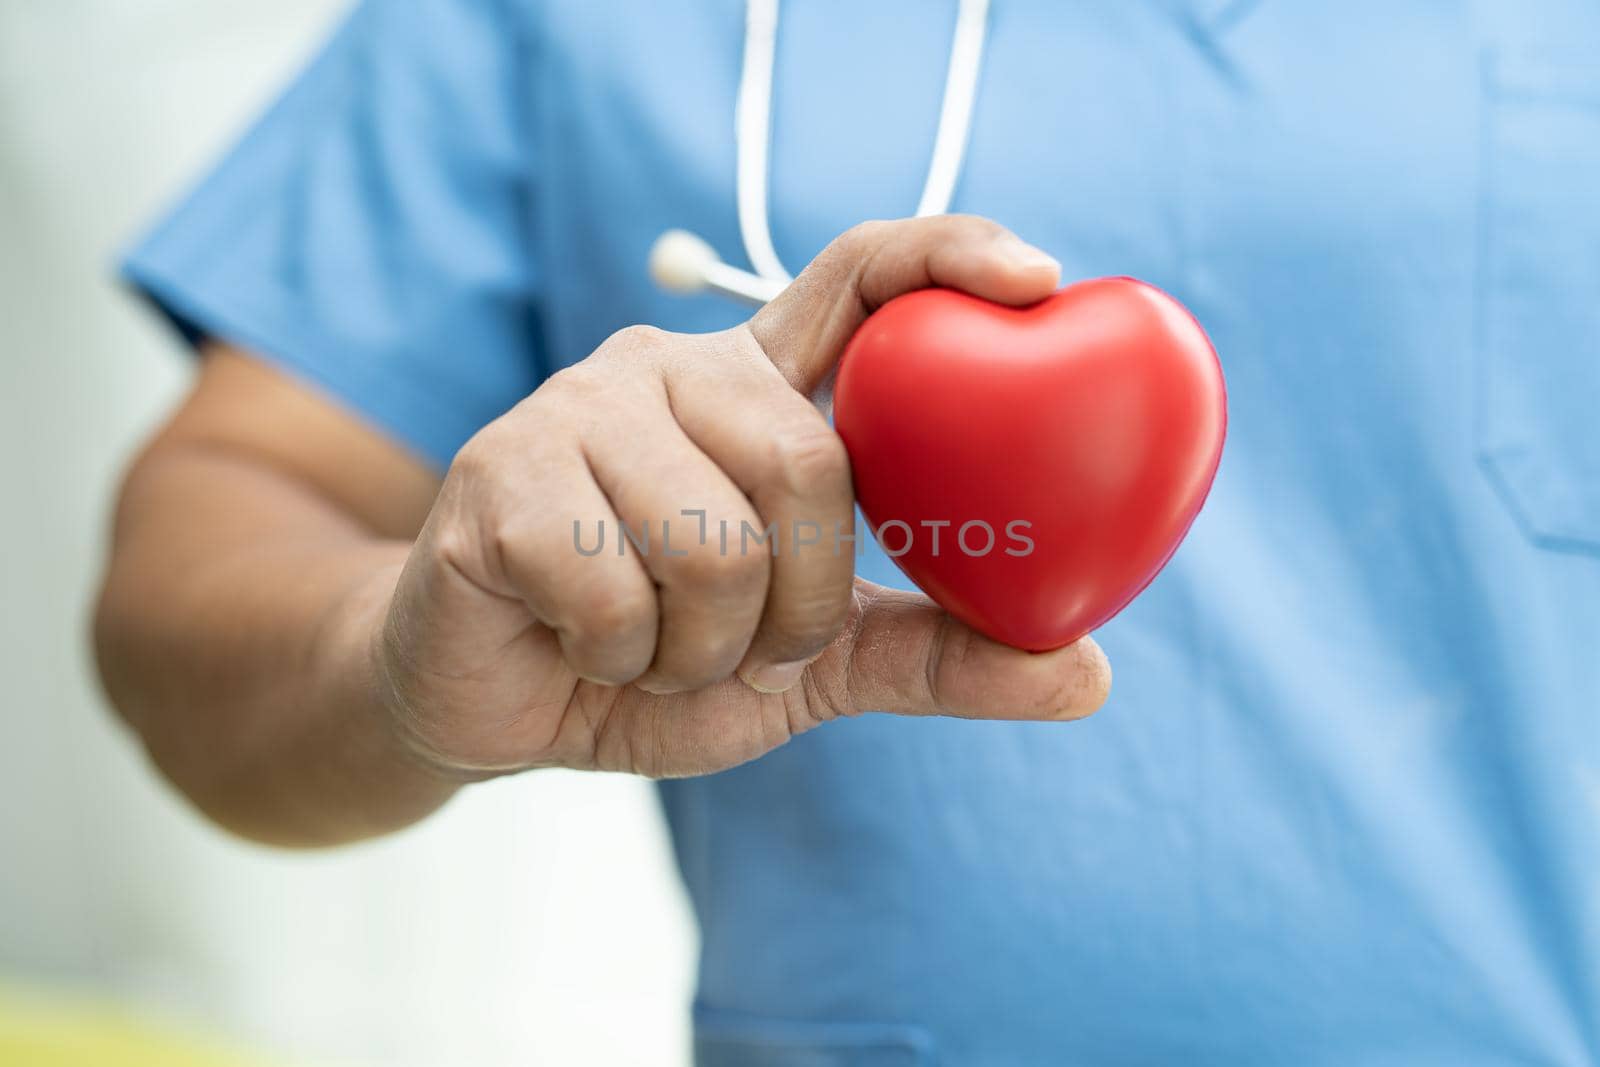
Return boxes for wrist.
[330,554,475,813]
[353,556,499,790]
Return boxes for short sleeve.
[122,0,545,470]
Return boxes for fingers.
[813,579,1112,721]
[750,215,1061,394]
[665,333,857,692]
[455,212,1065,705]
[576,363,771,694]
[447,434,660,687]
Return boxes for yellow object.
[0,983,290,1067]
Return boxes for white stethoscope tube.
[650,0,991,307]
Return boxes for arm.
[96,217,1111,849]
[94,348,451,846]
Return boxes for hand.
[375,216,1111,780]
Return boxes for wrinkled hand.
[377,216,1111,779]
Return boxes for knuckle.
[831,219,892,260]
[570,583,656,646]
[432,454,513,578]
[566,642,647,694]
[427,517,481,580]
[451,418,559,504]
[447,430,502,490]
[601,323,671,358]
[471,508,543,593]
[666,633,746,685]
[924,614,973,715]
[481,515,524,576]
[550,327,678,399]
[536,363,607,404]
[673,538,768,597]
[766,419,851,494]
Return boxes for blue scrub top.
[126,1,1600,1062]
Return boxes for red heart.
[834,278,1227,651]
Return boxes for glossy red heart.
[834,278,1227,651]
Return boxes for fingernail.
[741,660,808,694]
[997,235,1060,274]
[1016,247,1061,274]
[633,674,682,696]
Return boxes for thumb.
[806,579,1112,721]
[747,216,1061,396]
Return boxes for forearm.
[95,440,458,847]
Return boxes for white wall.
[0,3,696,1063]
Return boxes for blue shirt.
[126,2,1600,1062]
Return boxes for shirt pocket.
[1477,51,1600,554]
[693,1006,936,1067]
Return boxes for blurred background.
[0,3,696,1064]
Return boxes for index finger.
[748,215,1061,395]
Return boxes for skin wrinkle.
[580,681,632,773]
[555,683,602,764]
[565,432,659,683]
[852,253,882,318]
[924,609,963,719]
[375,591,438,756]
[785,678,829,735]
[442,468,526,606]
[764,694,795,751]
[836,581,883,718]
[388,548,567,773]
[1060,647,1107,719]
[374,625,497,784]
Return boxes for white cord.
[736,0,789,285]
[916,0,991,219]
[735,0,992,286]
